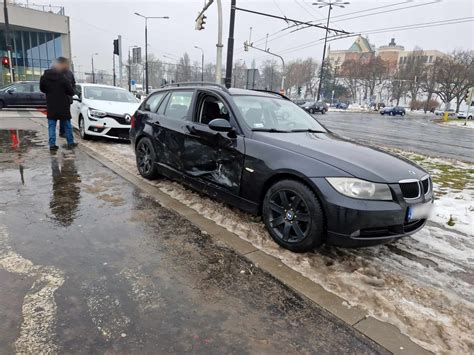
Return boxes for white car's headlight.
[88,108,107,118]
[326,177,392,200]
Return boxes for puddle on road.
[80,139,474,354]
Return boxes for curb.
[30,114,431,354]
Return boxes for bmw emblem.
[124,114,131,122]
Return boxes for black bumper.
[310,178,432,247]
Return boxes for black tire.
[79,116,90,140]
[321,108,326,114]
[309,108,314,114]
[262,179,325,252]
[401,112,405,116]
[135,137,160,180]
[0,100,4,109]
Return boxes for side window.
[164,91,194,120]
[13,84,31,93]
[32,83,41,93]
[197,95,230,125]
[157,93,170,115]
[75,84,82,98]
[143,92,166,112]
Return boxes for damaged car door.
[183,91,244,196]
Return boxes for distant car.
[335,102,348,109]
[299,101,328,114]
[380,106,406,116]
[434,109,456,117]
[71,84,140,140]
[457,111,472,120]
[0,81,46,109]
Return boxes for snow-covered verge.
[441,120,474,129]
[80,139,473,354]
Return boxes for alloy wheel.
[137,141,153,175]
[267,189,311,243]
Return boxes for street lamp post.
[134,12,169,95]
[194,46,204,81]
[313,0,349,101]
[91,53,98,84]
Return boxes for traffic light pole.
[144,18,149,95]
[224,0,236,88]
[113,54,116,86]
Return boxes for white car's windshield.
[233,95,327,132]
[84,86,138,103]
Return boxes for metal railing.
[8,1,65,15]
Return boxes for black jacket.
[40,69,74,120]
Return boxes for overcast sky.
[44,0,474,74]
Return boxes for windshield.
[84,86,138,103]
[233,95,327,132]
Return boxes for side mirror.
[208,118,233,132]
[72,95,81,102]
[7,88,15,94]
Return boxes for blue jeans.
[48,119,74,146]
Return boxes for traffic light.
[464,87,474,104]
[195,13,206,30]
[2,56,10,68]
[297,86,302,96]
[244,41,249,52]
[113,39,120,56]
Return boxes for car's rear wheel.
[262,180,324,252]
[79,116,90,140]
[136,137,160,180]
[401,112,405,116]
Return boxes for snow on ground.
[442,120,474,129]
[81,139,473,354]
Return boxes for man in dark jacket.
[59,64,76,138]
[40,57,76,151]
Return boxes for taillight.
[130,115,135,128]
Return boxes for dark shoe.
[59,133,66,138]
[66,143,78,149]
[49,145,59,151]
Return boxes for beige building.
[328,36,446,71]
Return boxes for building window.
[428,56,433,63]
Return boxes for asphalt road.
[0,118,387,354]
[316,112,473,162]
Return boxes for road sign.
[132,47,141,64]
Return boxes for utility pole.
[91,53,98,84]
[3,0,15,82]
[224,0,236,88]
[194,46,204,81]
[135,13,169,94]
[113,53,116,86]
[313,0,349,101]
[216,0,223,84]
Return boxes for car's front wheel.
[262,180,324,252]
[321,108,326,114]
[309,108,314,114]
[79,116,90,140]
[136,137,160,180]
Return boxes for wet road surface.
[0,119,387,353]
[316,112,473,162]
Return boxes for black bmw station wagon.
[130,83,433,252]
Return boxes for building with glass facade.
[0,3,71,86]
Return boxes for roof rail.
[161,81,230,94]
[251,89,290,100]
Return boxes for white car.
[71,84,140,140]
[457,111,473,120]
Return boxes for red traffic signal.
[2,56,10,67]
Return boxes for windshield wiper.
[289,129,326,133]
[251,128,290,133]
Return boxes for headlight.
[326,177,392,200]
[88,108,107,118]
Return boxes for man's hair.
[55,57,70,65]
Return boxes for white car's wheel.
[79,116,90,140]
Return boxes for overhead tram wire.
[249,0,440,48]
[275,17,473,55]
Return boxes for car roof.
[77,83,130,91]
[154,84,288,99]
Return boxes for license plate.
[407,202,433,222]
